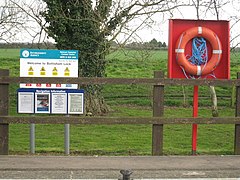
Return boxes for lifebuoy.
[175,27,222,76]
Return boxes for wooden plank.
[0,69,9,155]
[0,76,239,86]
[0,116,240,125]
[235,72,240,155]
[152,71,164,156]
[235,124,240,155]
[0,124,8,155]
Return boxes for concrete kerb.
[1,155,240,179]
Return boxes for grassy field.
[1,48,240,155]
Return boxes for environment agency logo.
[22,50,29,57]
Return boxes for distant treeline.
[0,42,56,49]
[125,38,167,50]
[0,39,167,51]
[111,38,168,50]
[2,40,239,51]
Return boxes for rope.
[180,37,213,79]
[188,37,208,66]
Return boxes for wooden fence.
[0,69,240,155]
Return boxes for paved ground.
[1,155,240,179]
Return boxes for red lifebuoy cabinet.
[168,19,230,79]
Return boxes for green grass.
[9,107,235,155]
[0,48,20,59]
[105,49,240,108]
[1,48,240,155]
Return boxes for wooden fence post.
[235,72,240,154]
[152,71,164,155]
[0,69,9,155]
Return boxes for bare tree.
[0,0,54,47]
[0,0,26,42]
[229,0,240,50]
[8,0,49,45]
[1,0,191,115]
[190,0,231,117]
[39,0,189,115]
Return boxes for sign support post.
[30,122,35,154]
[64,115,70,155]
[192,85,198,155]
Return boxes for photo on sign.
[18,92,34,113]
[35,93,50,113]
[68,93,84,114]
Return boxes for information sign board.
[17,88,84,114]
[20,49,79,89]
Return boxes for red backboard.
[168,19,230,79]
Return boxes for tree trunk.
[182,85,188,107]
[83,85,110,116]
[231,86,236,108]
[210,86,218,117]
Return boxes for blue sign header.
[20,49,78,59]
[17,88,84,93]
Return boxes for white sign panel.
[68,93,84,114]
[20,49,78,89]
[51,92,67,114]
[18,92,34,113]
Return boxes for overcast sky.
[123,1,239,46]
[4,0,240,47]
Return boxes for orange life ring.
[175,27,222,76]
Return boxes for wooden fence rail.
[0,76,240,86]
[0,69,240,155]
[1,116,240,124]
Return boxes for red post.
[192,85,198,155]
